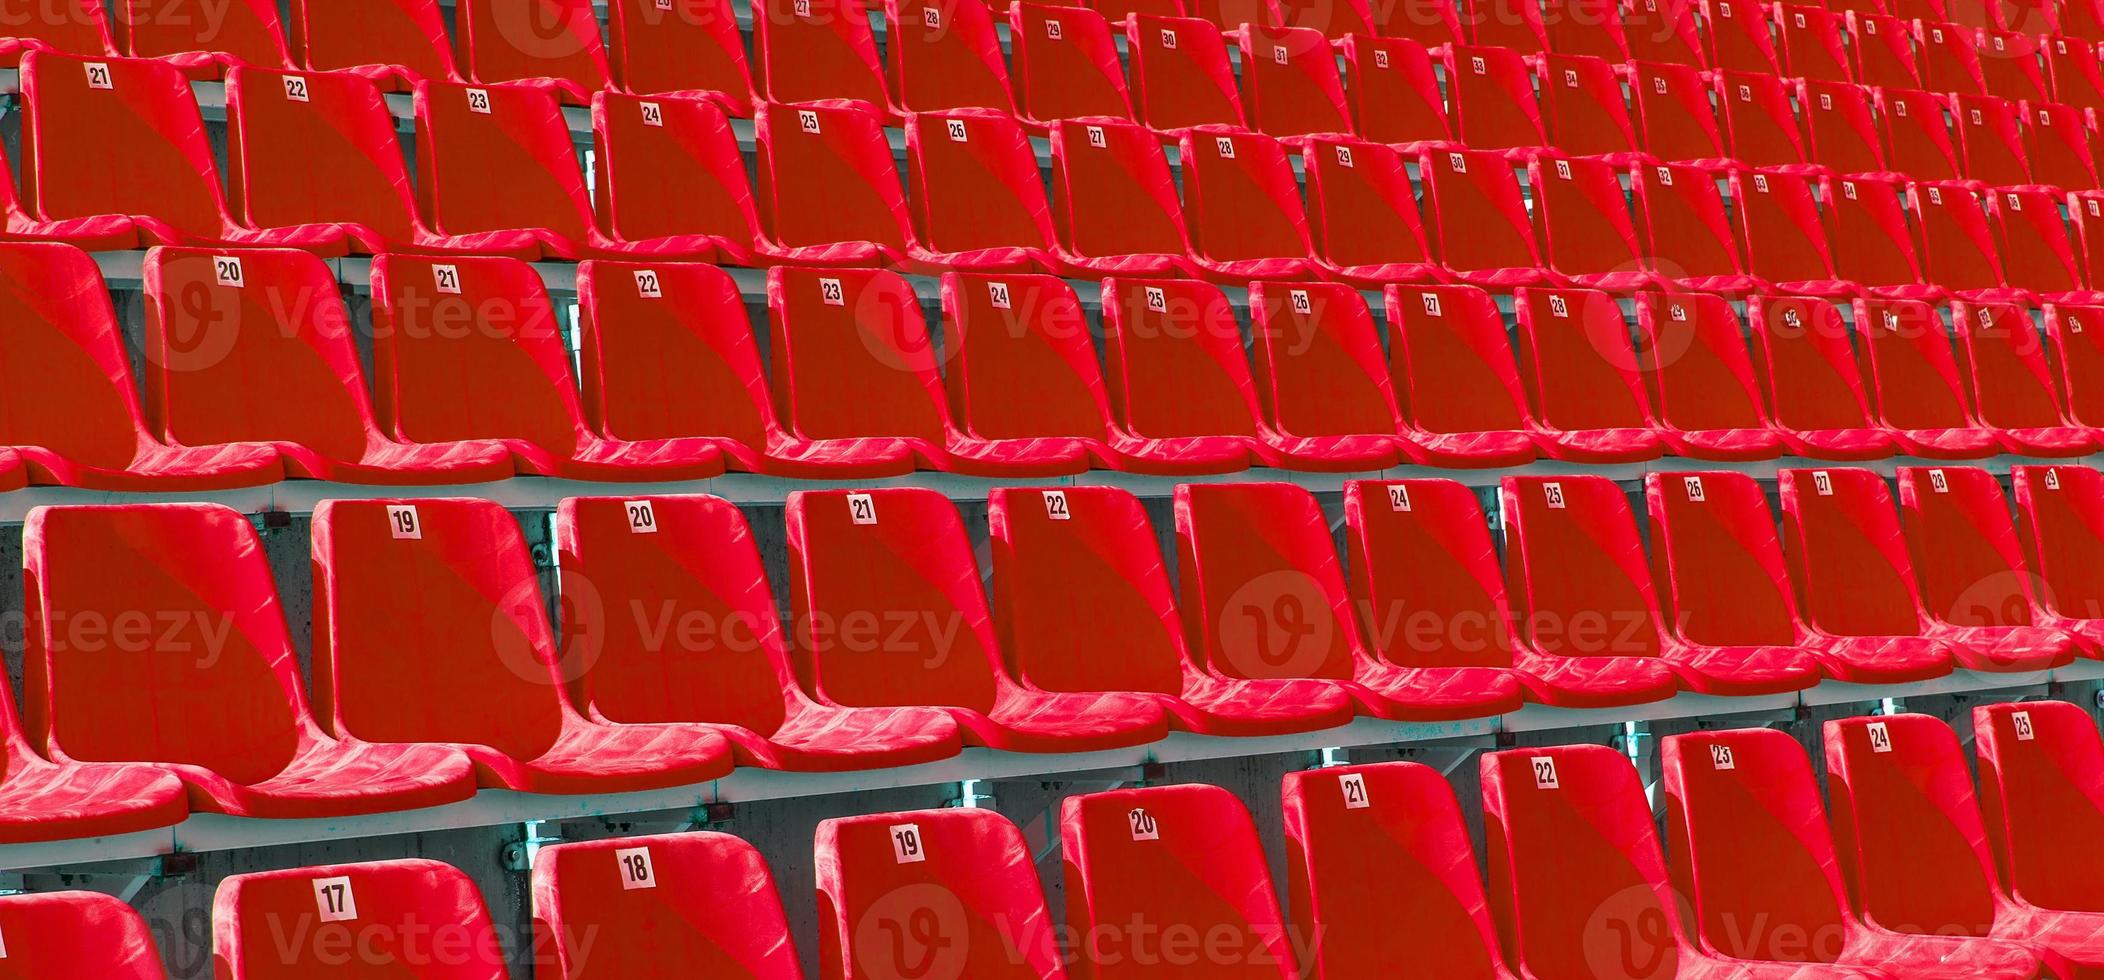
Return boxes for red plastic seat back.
[1449,44,1544,150]
[1977,28,2047,100]
[1384,283,1534,435]
[1955,299,2078,433]
[453,0,610,92]
[556,495,793,736]
[2045,35,2104,111]
[1126,13,1245,130]
[1284,763,1508,978]
[1300,136,1434,272]
[1009,2,1134,126]
[1879,86,1962,179]
[1955,93,2031,185]
[1704,0,1781,72]
[1502,475,1667,658]
[1914,181,2008,293]
[1048,118,1192,261]
[1632,60,1727,163]
[768,267,952,444]
[593,92,764,250]
[1990,186,2083,295]
[1530,154,1646,281]
[1850,12,1920,87]
[1181,127,1314,266]
[816,809,1067,980]
[0,243,166,472]
[1802,79,1887,174]
[0,892,165,979]
[784,488,1005,711]
[1635,292,1769,435]
[413,80,596,244]
[0,0,113,57]
[1544,0,1628,58]
[605,0,755,102]
[752,100,912,255]
[226,67,422,243]
[1624,0,1705,65]
[1174,482,1365,681]
[1240,24,1351,136]
[1719,69,1809,167]
[1541,53,1639,157]
[906,109,1059,258]
[2015,464,2104,618]
[1341,35,1449,144]
[1249,281,1402,437]
[1858,295,1978,432]
[1747,294,1881,434]
[1635,163,1743,283]
[118,0,289,66]
[2021,101,2101,191]
[1916,20,1985,92]
[1646,470,1804,647]
[1827,175,1924,291]
[989,486,1188,696]
[291,0,456,81]
[2078,192,2104,293]
[941,273,1118,441]
[535,832,802,980]
[1777,3,1850,79]
[1779,467,1927,637]
[1463,0,1548,51]
[1343,479,1518,668]
[1733,169,1839,287]
[1824,714,2002,937]
[1101,278,1263,438]
[24,503,304,786]
[2046,303,2104,428]
[215,860,507,979]
[1975,700,2104,915]
[1512,286,1656,433]
[887,0,1015,113]
[1897,464,2034,629]
[577,261,775,450]
[751,0,888,107]
[1061,784,1298,979]
[1420,147,1543,277]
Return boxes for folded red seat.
[1008,2,1134,130]
[16,52,341,253]
[1046,117,1197,277]
[1849,12,1920,88]
[2076,193,2104,292]
[753,99,935,269]
[1340,35,1452,146]
[1819,174,1926,298]
[1282,761,1519,976]
[1878,86,1964,180]
[535,832,803,979]
[1632,60,1731,167]
[1731,168,1849,297]
[1543,0,1628,58]
[1663,727,2045,977]
[1296,134,1444,286]
[1974,700,2104,921]
[575,260,917,478]
[1462,0,1548,52]
[1913,180,2013,299]
[452,0,610,104]
[1827,713,2104,976]
[369,253,727,481]
[605,0,757,111]
[116,0,291,77]
[1802,79,1889,176]
[2012,465,2104,656]
[1633,162,1757,293]
[885,0,1014,115]
[1527,152,1655,290]
[1950,300,2097,455]
[751,0,890,111]
[1745,294,1899,460]
[289,0,463,91]
[1956,94,2034,186]
[786,487,1170,753]
[1060,783,1301,979]
[0,892,173,977]
[1248,280,1413,469]
[1978,28,2048,101]
[27,503,480,817]
[1419,147,1554,288]
[1447,44,1546,155]
[1899,466,2091,663]
[1624,0,1706,64]
[1782,467,2075,673]
[1778,3,1852,80]
[1125,13,1245,133]
[2045,36,2104,112]
[0,243,280,491]
[989,485,1356,736]
[1540,53,1644,163]
[1647,470,1953,683]
[1510,286,1668,462]
[1720,70,1814,169]
[1634,291,1787,460]
[2043,304,2104,431]
[1987,187,2092,303]
[1179,126,1321,283]
[1238,23,1352,137]
[1854,296,2001,458]
[2021,103,2102,191]
[1380,283,1541,467]
[314,497,736,793]
[902,108,1063,273]
[1344,477,1671,709]
[141,246,512,485]
[558,494,965,770]
[1916,20,1986,93]
[817,808,1068,979]
[214,860,508,977]
[1703,0,1782,73]
[590,92,778,266]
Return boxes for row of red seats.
[5,461,2102,842]
[36,703,2104,977]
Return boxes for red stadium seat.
[574,260,916,478]
[1783,467,2074,672]
[1827,713,2104,973]
[904,109,1063,273]
[2044,303,2104,432]
[1623,0,1705,65]
[2046,35,2104,111]
[786,487,1170,752]
[314,497,737,792]
[1850,12,1921,88]
[452,0,611,104]
[1828,174,1930,296]
[16,52,340,252]
[288,0,460,89]
[1856,296,2000,457]
[1381,283,1543,467]
[591,92,772,266]
[1746,294,1899,460]
[1733,168,1848,296]
[990,485,1356,736]
[557,494,965,769]
[0,0,115,65]
[1247,281,1411,468]
[1418,147,1552,287]
[2022,103,2102,191]
[750,0,889,110]
[1647,470,1950,682]
[0,654,187,844]
[1008,2,1134,129]
[1297,135,1444,286]
[886,0,1014,113]
[1634,292,1786,459]
[369,253,726,480]
[1913,181,2010,298]
[772,266,1091,475]
[1370,0,1463,47]
[228,67,538,258]
[1950,300,2098,455]
[1898,467,2088,666]
[1283,762,1516,977]
[1177,481,1525,719]
[2015,464,2104,654]
[1448,44,1545,153]
[27,503,479,817]
[1956,93,2032,185]
[1179,127,1319,282]
[1719,69,1811,168]
[0,243,277,491]
[939,272,1246,474]
[1917,20,1986,93]
[1544,0,1628,58]
[1238,23,1352,137]
[0,892,172,977]
[1663,727,2043,975]
[1540,53,1642,161]
[1975,700,2104,913]
[1463,0,1548,52]
[1504,474,1819,695]
[1345,477,1673,707]
[534,832,803,980]
[1978,28,2048,101]
[214,860,507,978]
[1060,784,1300,980]
[141,246,511,485]
[1879,86,1963,180]
[116,0,291,75]
[1126,13,1244,132]
[1705,0,1783,72]
[605,0,757,110]
[1632,60,1730,165]
[1047,118,1195,277]
[1802,79,1889,176]
[816,809,1067,979]
[2076,192,2104,292]
[1340,35,1451,145]
[1527,152,1651,289]
[1634,162,1756,292]
[2066,0,2104,40]
[1778,3,1852,80]
[1510,287,1667,461]
[750,99,923,267]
